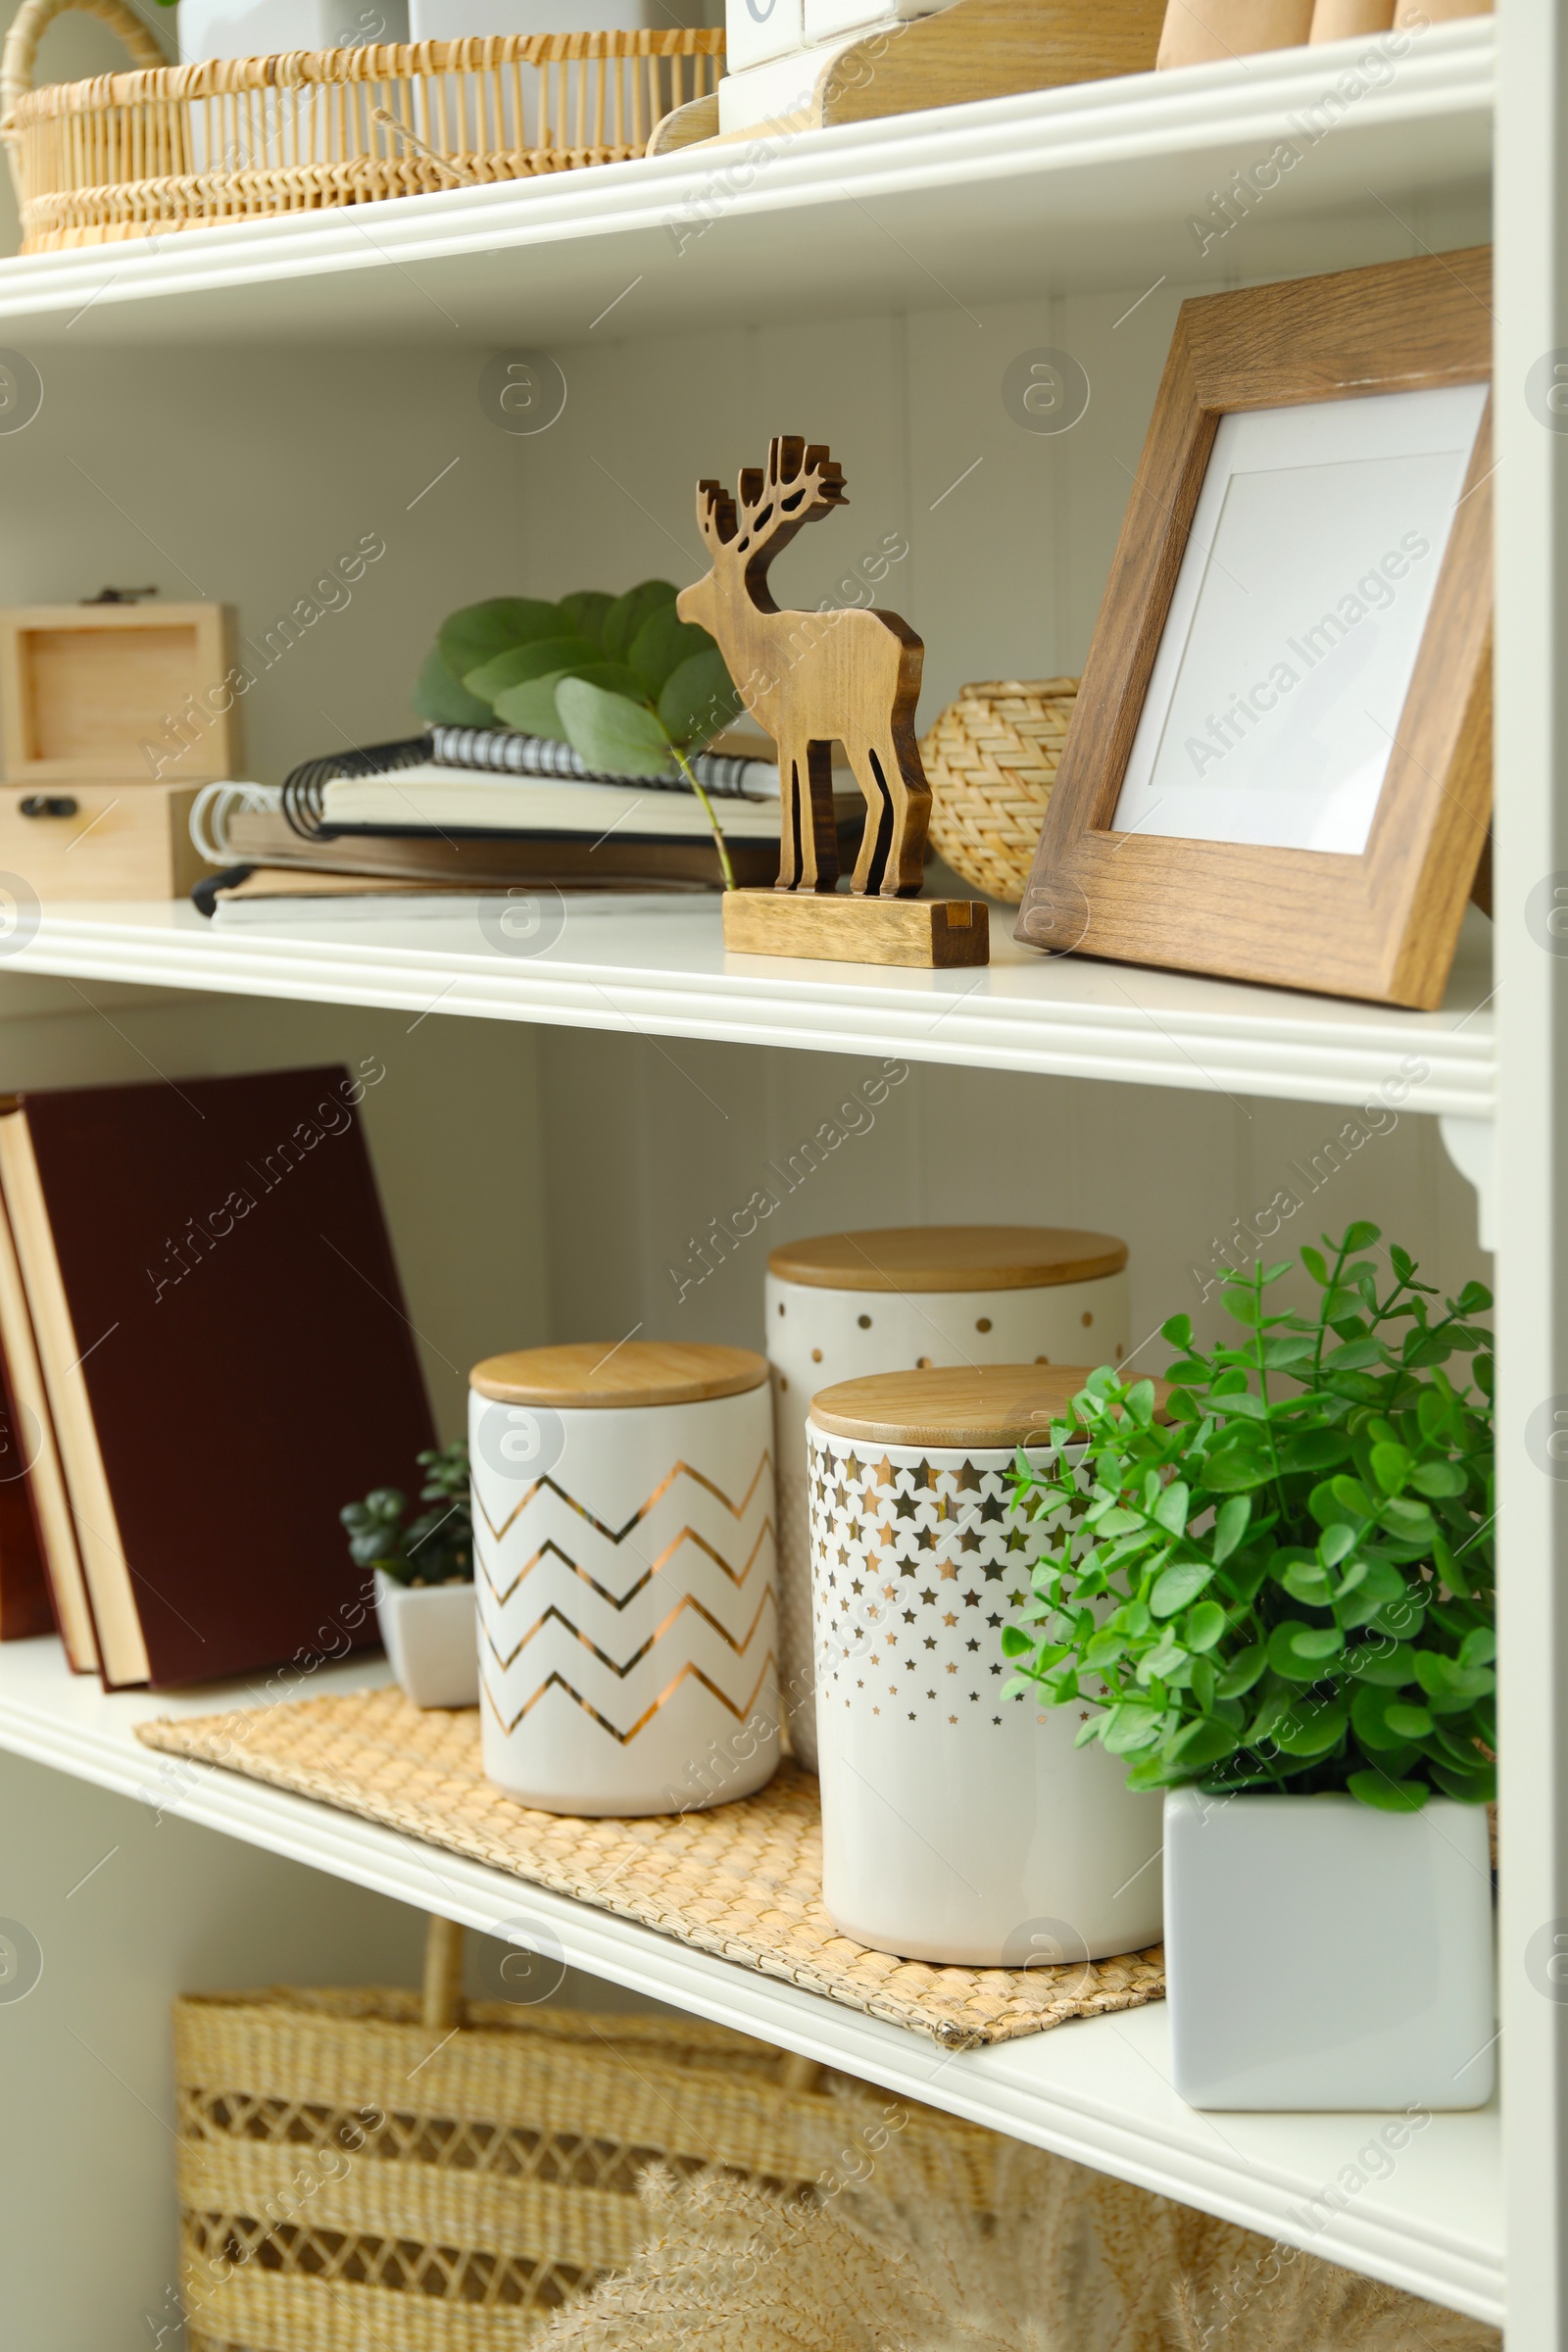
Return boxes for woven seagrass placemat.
[136,1687,1163,2048]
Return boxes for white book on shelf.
[319,766,794,841]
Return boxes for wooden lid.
[470,1342,768,1409]
[808,1363,1166,1447]
[766,1225,1127,1293]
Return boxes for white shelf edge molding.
[0,903,1497,1114]
[0,21,1493,344]
[1439,1113,1496,1249]
[0,1642,1503,2326]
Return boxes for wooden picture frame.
[1014,248,1493,1010]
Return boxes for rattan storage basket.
[0,0,723,252]
[174,1918,999,2352]
[921,677,1079,903]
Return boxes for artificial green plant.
[341,1441,472,1589]
[1002,1224,1495,1811]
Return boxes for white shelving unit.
[0,4,1553,2342]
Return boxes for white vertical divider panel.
[1495,2,1568,2344]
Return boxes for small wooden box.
[0,602,239,787]
[0,784,205,902]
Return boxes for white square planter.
[1164,1788,1495,2111]
[374,1570,479,1710]
[178,0,408,61]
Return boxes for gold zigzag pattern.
[477,1518,773,1612]
[481,1589,773,1680]
[480,1650,778,1744]
[474,1451,773,1548]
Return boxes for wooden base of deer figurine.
[677,437,989,971]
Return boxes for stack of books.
[0,1066,435,1688]
[189,727,866,912]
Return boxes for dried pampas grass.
[538,2088,1497,2352]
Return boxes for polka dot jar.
[766,1226,1129,1768]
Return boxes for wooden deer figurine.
[677,436,932,898]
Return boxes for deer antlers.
[693,437,847,564]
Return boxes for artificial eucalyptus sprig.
[414,585,744,887]
[1002,1223,1495,1811]
[341,1440,472,1588]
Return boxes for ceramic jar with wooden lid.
[766,1225,1129,1768]
[807,1364,1162,1966]
[469,1342,778,1817]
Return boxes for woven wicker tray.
[137,1687,1163,2049]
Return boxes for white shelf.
[0,25,1492,348]
[3,897,1495,1113]
[0,1637,1501,2325]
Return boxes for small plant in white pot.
[342,1443,477,1710]
[1004,1223,1495,2113]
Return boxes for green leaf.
[1300,1246,1330,1285]
[659,647,745,751]
[491,669,574,741]
[1273,1696,1348,1756]
[1351,1682,1414,1751]
[1384,1702,1436,1740]
[1152,1480,1191,1537]
[1211,1495,1250,1566]
[1318,1521,1356,1567]
[1203,1450,1272,1494]
[557,590,614,643]
[1267,1621,1344,1681]
[1369,1442,1412,1495]
[1167,1716,1241,1772]
[1341,1220,1382,1251]
[1215,1644,1267,1699]
[556,678,678,779]
[628,605,717,698]
[1431,1760,1496,1804]
[412,642,491,727]
[1280,1560,1334,1607]
[1409,1459,1469,1498]
[465,635,602,705]
[1344,1641,1417,1687]
[438,597,561,679]
[1184,1600,1228,1653]
[1151,1560,1211,1618]
[1459,1627,1497,1669]
[1102,1702,1166,1755]
[1161,1314,1194,1350]
[1000,1625,1034,1657]
[1348,1770,1428,1812]
[601,578,678,660]
[1277,1430,1351,1474]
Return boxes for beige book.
[0,1111,147,1688]
[0,1141,97,1674]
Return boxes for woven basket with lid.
[921,677,1078,903]
[0,0,723,252]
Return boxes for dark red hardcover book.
[0,1064,434,1688]
[0,1334,54,1644]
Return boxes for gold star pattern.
[938,1561,958,1581]
[942,1610,958,1628]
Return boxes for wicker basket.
[175,1917,1000,2352]
[0,0,723,252]
[921,677,1079,903]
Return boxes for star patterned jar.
[807,1364,1162,1966]
[766,1225,1130,1770]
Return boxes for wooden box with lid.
[468,1342,778,1817]
[0,600,238,901]
[765,1225,1130,1768]
[807,1362,1163,1967]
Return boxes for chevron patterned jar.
[808,1364,1163,1967]
[470,1344,778,1818]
